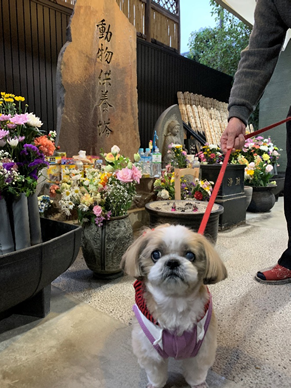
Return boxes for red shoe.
[256,264,291,284]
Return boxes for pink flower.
[0,129,9,139]
[7,124,16,129]
[93,205,103,217]
[10,113,29,125]
[116,168,133,183]
[0,114,11,121]
[131,165,142,183]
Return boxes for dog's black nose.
[167,259,180,269]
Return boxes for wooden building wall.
[0,0,232,149]
[0,0,71,132]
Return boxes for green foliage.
[187,0,251,77]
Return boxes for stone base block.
[215,193,246,230]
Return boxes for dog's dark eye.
[151,250,162,262]
[185,251,195,262]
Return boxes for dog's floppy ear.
[200,235,227,284]
[120,228,152,279]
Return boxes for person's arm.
[221,0,288,153]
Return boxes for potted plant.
[0,92,82,318]
[236,153,277,212]
[0,92,56,252]
[54,145,142,279]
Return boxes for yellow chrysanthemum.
[4,98,14,103]
[262,153,270,161]
[246,170,254,176]
[14,96,25,102]
[80,193,94,207]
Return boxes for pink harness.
[133,282,212,360]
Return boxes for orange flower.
[34,135,55,156]
[49,184,59,197]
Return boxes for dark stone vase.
[247,186,276,213]
[82,214,133,279]
[12,193,31,250]
[27,193,42,245]
[0,197,14,254]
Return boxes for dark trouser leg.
[278,106,291,269]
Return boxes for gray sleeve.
[228,0,288,125]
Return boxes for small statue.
[162,120,183,166]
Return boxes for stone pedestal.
[200,164,247,230]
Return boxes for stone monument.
[153,104,184,166]
[56,0,140,158]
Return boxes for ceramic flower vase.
[12,193,31,250]
[81,214,133,279]
[0,197,15,255]
[247,186,276,213]
[27,193,42,245]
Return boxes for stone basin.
[145,200,224,244]
[0,218,82,320]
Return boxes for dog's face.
[121,224,227,296]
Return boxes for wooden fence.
[56,0,180,51]
[0,0,232,149]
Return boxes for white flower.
[7,138,19,147]
[265,164,273,173]
[160,189,170,199]
[78,203,89,212]
[71,174,82,181]
[26,113,43,127]
[62,189,71,200]
[111,145,120,154]
[260,145,269,152]
[49,130,57,138]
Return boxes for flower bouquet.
[154,171,212,201]
[54,145,142,226]
[167,143,188,168]
[196,144,224,164]
[240,136,281,166]
[236,154,275,187]
[0,92,56,199]
[0,92,56,253]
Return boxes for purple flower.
[28,158,49,168]
[29,169,38,180]
[21,144,41,156]
[2,162,15,171]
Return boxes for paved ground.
[0,198,290,388]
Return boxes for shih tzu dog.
[121,224,227,388]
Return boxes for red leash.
[198,116,291,236]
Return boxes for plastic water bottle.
[143,148,152,177]
[192,157,200,179]
[151,147,162,178]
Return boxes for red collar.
[133,280,210,326]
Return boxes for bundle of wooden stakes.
[177,91,254,147]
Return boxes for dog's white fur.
[121,224,227,388]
